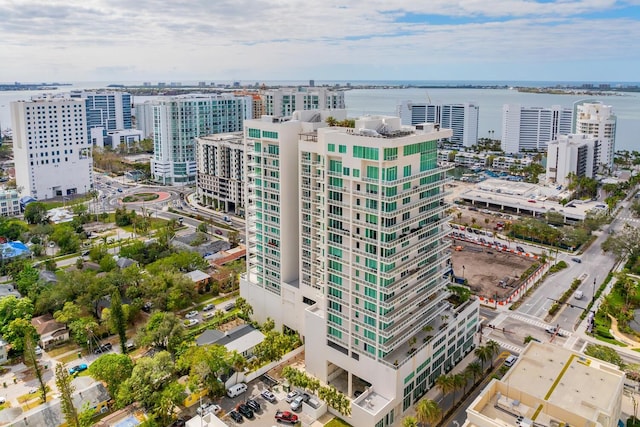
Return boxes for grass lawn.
[594,334,628,347]
[58,351,88,364]
[325,418,353,427]
[47,343,80,357]
[17,386,51,404]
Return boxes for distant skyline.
[1,1,640,82]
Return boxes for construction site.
[449,241,538,300]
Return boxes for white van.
[574,290,584,300]
[226,383,248,398]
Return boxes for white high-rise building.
[241,112,479,427]
[501,105,573,154]
[573,101,616,170]
[262,87,345,117]
[546,134,597,187]
[398,101,479,148]
[146,94,245,185]
[11,97,93,200]
[196,132,248,215]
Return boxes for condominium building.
[11,97,93,199]
[70,91,132,148]
[573,100,616,170]
[196,132,247,215]
[146,94,245,185]
[241,112,479,427]
[262,87,345,117]
[501,105,573,154]
[398,101,479,148]
[0,189,21,217]
[546,134,597,186]
[464,342,624,427]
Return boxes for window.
[384,147,398,160]
[262,130,279,139]
[339,145,347,153]
[366,166,379,179]
[353,146,379,160]
[248,128,260,138]
[328,143,335,152]
[404,165,412,177]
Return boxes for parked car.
[202,312,215,319]
[94,343,113,354]
[275,410,299,424]
[185,310,198,319]
[228,411,243,423]
[261,390,277,403]
[34,345,43,356]
[516,246,525,252]
[571,257,582,263]
[246,398,260,412]
[285,390,299,402]
[224,303,236,312]
[69,364,88,375]
[203,303,215,311]
[185,319,199,328]
[237,403,254,419]
[214,229,223,235]
[196,402,212,415]
[504,355,518,367]
[290,395,304,411]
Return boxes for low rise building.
[0,189,20,217]
[464,342,624,427]
[31,314,69,350]
[547,134,597,186]
[195,324,265,359]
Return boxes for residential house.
[31,314,69,349]
[0,336,8,363]
[195,324,265,358]
[185,270,212,293]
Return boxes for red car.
[275,410,299,424]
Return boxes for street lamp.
[462,265,465,279]
[592,276,597,304]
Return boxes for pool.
[113,416,141,427]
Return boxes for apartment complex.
[69,91,141,148]
[398,101,479,148]
[573,101,616,170]
[464,342,624,427]
[501,105,573,154]
[262,87,345,116]
[546,134,597,186]
[196,132,248,215]
[142,94,245,184]
[11,97,93,199]
[241,112,479,427]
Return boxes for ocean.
[1,81,639,151]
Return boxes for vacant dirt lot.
[450,242,537,299]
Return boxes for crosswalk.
[481,337,523,354]
[617,217,640,225]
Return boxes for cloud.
[0,0,638,81]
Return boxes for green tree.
[4,317,37,352]
[452,372,467,404]
[88,353,134,398]
[24,202,48,225]
[24,335,47,403]
[55,363,80,427]
[235,297,253,320]
[402,416,419,427]
[137,312,184,354]
[486,340,501,368]
[464,361,483,384]
[177,345,230,397]
[51,224,81,254]
[110,291,128,354]
[228,230,240,248]
[415,399,441,427]
[435,374,454,400]
[228,350,247,385]
[602,224,640,261]
[584,343,624,368]
[474,344,492,372]
[116,351,176,412]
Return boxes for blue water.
[113,415,140,427]
[1,80,639,150]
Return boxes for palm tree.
[228,350,246,384]
[402,416,419,427]
[464,361,483,385]
[474,345,492,372]
[435,374,454,401]
[486,340,501,368]
[452,372,467,403]
[415,399,441,427]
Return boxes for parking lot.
[191,376,315,426]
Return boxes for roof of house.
[195,324,265,353]
[185,270,210,282]
[8,380,110,427]
[38,270,58,283]
[31,314,66,337]
[115,257,136,269]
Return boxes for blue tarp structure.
[0,241,31,259]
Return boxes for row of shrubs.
[548,277,582,316]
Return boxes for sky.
[1,0,640,83]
